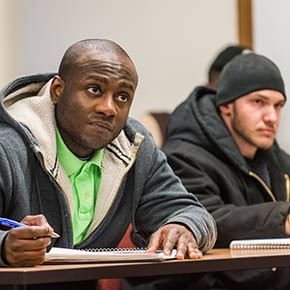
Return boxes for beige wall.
[253,0,290,153]
[1,0,237,117]
[0,1,9,88]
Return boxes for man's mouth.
[89,121,112,132]
[259,127,276,136]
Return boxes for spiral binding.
[81,247,148,254]
[230,238,290,250]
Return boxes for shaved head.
[51,38,138,156]
[58,39,136,80]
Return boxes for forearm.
[213,202,290,247]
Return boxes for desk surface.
[1,248,290,285]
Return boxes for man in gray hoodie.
[0,39,216,290]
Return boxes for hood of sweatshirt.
[0,73,56,145]
[166,86,251,172]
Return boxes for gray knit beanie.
[216,53,286,107]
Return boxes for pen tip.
[51,232,60,238]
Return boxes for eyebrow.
[87,75,108,84]
[118,80,135,91]
[253,93,286,104]
[84,76,136,91]
[253,94,269,100]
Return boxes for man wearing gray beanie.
[217,53,286,106]
[163,52,290,290]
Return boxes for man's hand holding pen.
[2,214,59,267]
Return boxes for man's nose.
[95,94,117,116]
[264,106,279,123]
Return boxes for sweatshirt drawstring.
[249,172,290,202]
[285,174,290,202]
[248,171,276,202]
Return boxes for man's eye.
[275,103,284,109]
[117,93,129,103]
[253,99,262,104]
[88,86,101,94]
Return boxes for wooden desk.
[1,248,290,285]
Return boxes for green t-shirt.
[56,128,103,245]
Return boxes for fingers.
[4,227,52,266]
[3,215,54,267]
[180,241,202,260]
[5,239,49,267]
[5,231,51,266]
[6,226,52,246]
[21,214,49,226]
[163,227,180,256]
[173,230,203,260]
[146,231,162,253]
[21,214,56,238]
[147,224,203,260]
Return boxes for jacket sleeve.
[164,141,290,247]
[0,132,28,267]
[132,125,217,253]
[0,231,9,266]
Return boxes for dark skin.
[4,47,202,266]
[50,49,138,157]
[4,215,55,267]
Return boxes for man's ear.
[218,103,232,116]
[50,76,65,104]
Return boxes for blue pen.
[0,217,60,238]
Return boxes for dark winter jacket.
[163,86,290,290]
[0,77,217,290]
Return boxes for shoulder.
[0,123,29,158]
[0,123,25,144]
[126,117,150,134]
[125,117,169,167]
[0,124,31,184]
[272,144,290,172]
[163,139,227,173]
[0,73,55,97]
[164,139,213,159]
[125,117,159,148]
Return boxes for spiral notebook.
[44,247,177,264]
[230,238,290,250]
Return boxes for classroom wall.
[2,0,289,152]
[0,1,10,87]
[0,0,237,118]
[253,0,290,152]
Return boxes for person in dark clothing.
[207,44,252,89]
[0,39,217,290]
[163,53,290,290]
